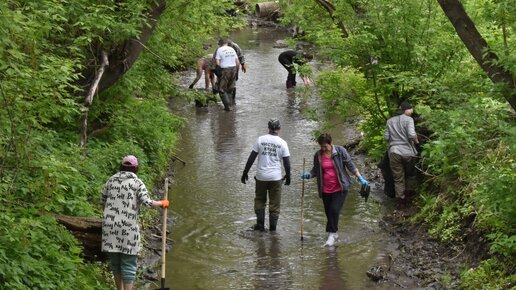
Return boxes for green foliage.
[466,0,516,74]
[317,67,371,117]
[281,0,516,287]
[461,257,516,290]
[0,213,110,289]
[1,0,241,288]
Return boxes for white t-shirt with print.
[252,134,290,181]
[215,45,238,68]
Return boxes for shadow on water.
[165,27,395,290]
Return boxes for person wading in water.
[241,119,291,232]
[302,133,368,246]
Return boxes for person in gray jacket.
[302,133,368,246]
[384,101,419,204]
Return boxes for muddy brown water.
[164,27,415,290]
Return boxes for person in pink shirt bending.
[302,133,368,246]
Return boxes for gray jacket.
[384,114,418,156]
[308,145,357,197]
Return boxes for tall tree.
[78,0,167,147]
[437,0,516,111]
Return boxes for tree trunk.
[55,215,106,261]
[314,0,349,38]
[80,50,108,148]
[78,0,167,97]
[437,0,516,111]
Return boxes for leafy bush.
[0,0,240,288]
[0,214,110,290]
[280,0,516,287]
[461,258,516,290]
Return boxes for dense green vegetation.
[279,0,515,288]
[1,0,514,288]
[0,0,240,288]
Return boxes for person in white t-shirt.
[241,119,291,231]
[214,38,239,111]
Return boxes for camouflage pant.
[389,153,418,199]
[216,67,237,93]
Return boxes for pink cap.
[122,155,138,167]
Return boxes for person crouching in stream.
[101,155,170,290]
[302,133,369,246]
[278,49,313,89]
[188,53,215,91]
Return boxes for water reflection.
[212,110,237,157]
[319,248,346,290]
[253,234,292,290]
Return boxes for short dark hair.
[400,101,412,111]
[218,38,227,46]
[268,118,281,130]
[317,133,332,145]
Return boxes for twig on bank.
[171,154,186,165]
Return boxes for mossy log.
[55,215,106,261]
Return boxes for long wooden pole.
[301,158,305,241]
[160,178,168,289]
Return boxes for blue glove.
[301,172,311,179]
[357,176,368,187]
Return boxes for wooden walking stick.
[157,177,170,290]
[301,158,305,241]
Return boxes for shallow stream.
[165,27,407,290]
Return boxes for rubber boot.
[231,88,236,105]
[253,209,265,231]
[269,213,279,231]
[220,92,231,111]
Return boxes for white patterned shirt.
[101,171,153,255]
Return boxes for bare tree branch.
[314,0,349,38]
[78,0,167,97]
[80,50,108,148]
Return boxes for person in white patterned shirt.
[101,155,170,290]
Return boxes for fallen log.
[55,215,106,261]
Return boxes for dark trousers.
[255,179,282,216]
[322,191,347,233]
[279,59,296,87]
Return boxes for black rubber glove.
[241,172,249,184]
[283,174,291,186]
